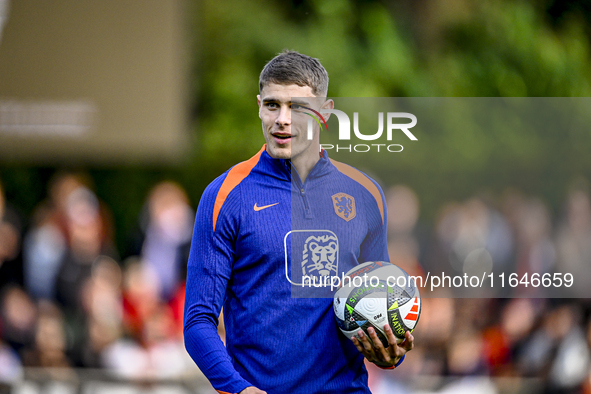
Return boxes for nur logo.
[295,105,329,138]
[295,104,418,153]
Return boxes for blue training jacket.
[184,145,389,394]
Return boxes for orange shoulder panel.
[330,159,384,225]
[212,145,265,231]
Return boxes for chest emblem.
[332,192,356,222]
[302,234,338,277]
[284,229,340,288]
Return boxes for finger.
[383,324,404,358]
[351,336,365,353]
[383,324,399,347]
[353,335,376,362]
[395,331,414,354]
[357,330,375,354]
[383,325,402,355]
[402,331,414,351]
[368,327,390,362]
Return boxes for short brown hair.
[259,50,329,97]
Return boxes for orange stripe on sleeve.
[330,159,384,225]
[212,145,265,231]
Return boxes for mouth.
[271,132,292,145]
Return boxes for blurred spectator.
[481,298,540,375]
[414,297,456,375]
[143,304,194,378]
[512,197,556,296]
[21,301,72,369]
[518,304,589,393]
[0,286,37,355]
[131,181,193,301]
[0,339,22,384]
[433,198,513,281]
[23,172,87,300]
[4,169,591,393]
[0,179,23,290]
[55,185,117,314]
[386,185,424,277]
[169,282,188,338]
[121,258,162,343]
[447,329,486,375]
[79,256,123,368]
[101,258,196,379]
[547,304,589,393]
[555,186,591,298]
[583,318,591,394]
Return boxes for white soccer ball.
[333,261,421,346]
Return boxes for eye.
[266,102,278,109]
[291,103,302,110]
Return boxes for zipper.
[291,165,314,219]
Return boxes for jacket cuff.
[377,354,405,370]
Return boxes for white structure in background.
[0,0,8,44]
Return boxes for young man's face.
[257,83,326,161]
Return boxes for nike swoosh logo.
[254,202,279,211]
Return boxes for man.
[184,50,414,394]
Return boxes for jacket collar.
[259,145,331,182]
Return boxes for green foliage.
[185,0,591,219]
[3,0,591,250]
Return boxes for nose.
[275,105,291,127]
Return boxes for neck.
[291,146,321,184]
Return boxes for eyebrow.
[262,98,311,105]
[291,99,310,105]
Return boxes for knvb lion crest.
[302,234,338,278]
[332,193,356,222]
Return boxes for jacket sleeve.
[359,178,389,263]
[183,175,251,394]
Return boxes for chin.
[267,146,291,159]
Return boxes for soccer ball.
[333,261,421,347]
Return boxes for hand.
[351,325,414,368]
[239,387,267,394]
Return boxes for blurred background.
[1,0,591,393]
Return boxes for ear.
[320,99,334,121]
[257,95,262,118]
